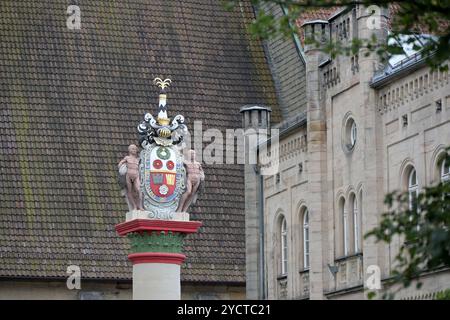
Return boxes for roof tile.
[0,0,279,283]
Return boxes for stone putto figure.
[118,144,143,211]
[176,149,204,213]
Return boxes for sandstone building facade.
[244,5,450,300]
[1,1,449,300]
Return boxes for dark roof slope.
[260,3,307,121]
[0,0,279,283]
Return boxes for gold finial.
[153,77,172,90]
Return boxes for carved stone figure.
[118,144,143,211]
[176,150,204,213]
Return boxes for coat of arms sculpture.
[118,78,204,221]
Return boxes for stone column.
[116,219,202,300]
[240,105,271,300]
[356,6,389,296]
[301,20,330,300]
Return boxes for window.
[441,158,450,182]
[341,198,349,256]
[436,99,443,113]
[343,117,357,152]
[408,168,419,210]
[346,18,350,38]
[303,210,310,269]
[281,217,288,275]
[353,196,360,253]
[350,121,357,148]
[402,114,408,127]
[343,206,349,256]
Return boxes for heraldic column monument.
[116,78,203,300]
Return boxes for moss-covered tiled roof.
[0,0,279,283]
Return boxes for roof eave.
[0,275,246,286]
[370,54,431,89]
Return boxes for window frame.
[408,168,419,211]
[303,210,310,270]
[280,217,288,276]
[342,116,357,153]
[350,120,357,149]
[352,196,360,253]
[341,199,349,256]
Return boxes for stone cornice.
[115,219,202,237]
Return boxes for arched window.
[352,196,360,253]
[281,217,288,275]
[408,168,419,210]
[340,198,349,256]
[303,210,310,269]
[441,158,450,182]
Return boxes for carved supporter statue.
[176,150,204,213]
[118,144,143,211]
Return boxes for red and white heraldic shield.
[149,146,177,198]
